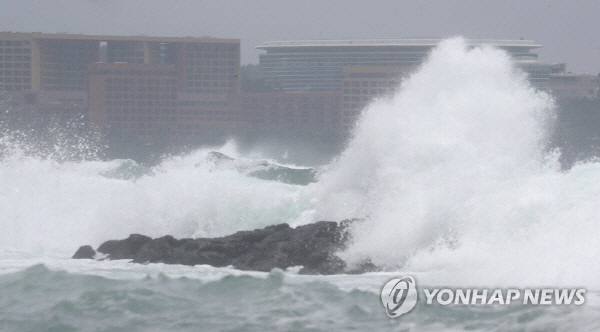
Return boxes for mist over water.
[1,38,599,291]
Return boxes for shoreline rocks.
[73,220,374,275]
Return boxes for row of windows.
[105,87,175,94]
[43,71,87,78]
[261,57,426,66]
[106,100,175,107]
[105,91,176,98]
[185,55,236,63]
[186,67,235,74]
[0,62,30,69]
[243,103,338,111]
[107,115,175,122]
[177,101,227,107]
[185,81,234,88]
[185,60,235,66]
[244,96,339,103]
[178,117,236,123]
[104,72,176,77]
[185,88,231,94]
[178,123,211,129]
[0,83,31,90]
[178,110,235,115]
[261,51,429,58]
[251,117,339,123]
[105,83,176,92]
[185,75,235,82]
[105,86,175,95]
[0,40,31,46]
[242,110,338,117]
[42,52,95,61]
[106,108,174,115]
[0,55,31,61]
[343,80,398,87]
[43,62,89,68]
[343,88,395,97]
[185,44,237,51]
[346,72,400,78]
[0,47,31,54]
[343,95,378,103]
[0,76,30,83]
[109,51,144,57]
[42,78,86,89]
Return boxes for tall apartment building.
[0,32,240,137]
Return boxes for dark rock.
[97,234,152,259]
[72,245,96,259]
[73,220,375,275]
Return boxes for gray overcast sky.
[0,0,598,74]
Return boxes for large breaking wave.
[311,38,600,287]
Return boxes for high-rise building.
[257,39,553,92]
[0,32,241,138]
[257,38,558,134]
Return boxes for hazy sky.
[0,0,598,74]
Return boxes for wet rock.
[97,234,152,259]
[73,220,372,275]
[72,245,96,259]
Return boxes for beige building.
[0,32,240,137]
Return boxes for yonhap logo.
[381,276,418,318]
[380,276,586,318]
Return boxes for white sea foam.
[311,38,600,287]
[0,140,309,256]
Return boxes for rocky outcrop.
[72,245,96,259]
[73,220,374,274]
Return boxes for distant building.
[257,38,559,133]
[548,64,599,100]
[341,66,409,131]
[88,63,178,136]
[240,91,341,137]
[0,32,241,138]
[257,39,553,92]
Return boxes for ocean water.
[2,38,600,331]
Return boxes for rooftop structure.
[257,38,551,92]
[259,38,541,50]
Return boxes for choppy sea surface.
[1,262,599,332]
[2,39,600,331]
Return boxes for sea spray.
[0,140,311,256]
[311,38,600,287]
